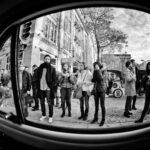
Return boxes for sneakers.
[40,116,47,121]
[48,117,53,123]
[40,116,53,123]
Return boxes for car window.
[0,37,16,115]
[17,7,150,129]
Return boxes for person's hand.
[27,91,30,95]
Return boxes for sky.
[111,7,150,63]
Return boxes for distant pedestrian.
[59,63,75,117]
[135,62,150,123]
[124,61,136,118]
[91,62,106,126]
[37,55,57,123]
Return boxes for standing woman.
[59,63,74,117]
[123,60,136,118]
[91,61,106,126]
[135,62,150,123]
[77,63,92,120]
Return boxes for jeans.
[93,91,105,121]
[132,95,137,108]
[32,85,39,108]
[39,90,54,117]
[61,88,72,114]
[139,94,150,121]
[124,96,132,114]
[21,91,28,117]
[79,91,90,117]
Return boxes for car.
[0,0,150,150]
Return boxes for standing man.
[18,64,31,117]
[130,59,139,110]
[124,61,136,118]
[31,64,39,111]
[37,55,56,123]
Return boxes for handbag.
[91,83,96,95]
[25,94,33,104]
[73,87,82,99]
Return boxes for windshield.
[15,7,150,129]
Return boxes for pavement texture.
[1,93,150,128]
[26,94,150,128]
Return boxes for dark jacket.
[92,70,105,93]
[22,70,31,93]
[37,63,57,98]
[32,68,38,88]
[142,75,150,92]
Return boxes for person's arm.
[27,72,32,92]
[142,75,148,91]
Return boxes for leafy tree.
[82,7,128,62]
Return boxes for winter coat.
[77,70,93,92]
[59,72,75,89]
[124,68,136,96]
[36,63,57,98]
[22,70,32,93]
[92,70,105,93]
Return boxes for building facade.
[18,9,96,73]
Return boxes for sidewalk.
[27,95,150,128]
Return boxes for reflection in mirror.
[17,7,150,128]
[0,37,16,115]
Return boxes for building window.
[43,17,58,45]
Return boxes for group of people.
[124,59,150,123]
[18,54,150,127]
[0,69,11,107]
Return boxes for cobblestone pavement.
[26,94,150,128]
[1,93,150,128]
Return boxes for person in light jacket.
[124,60,136,118]
[77,62,92,120]
[59,63,75,117]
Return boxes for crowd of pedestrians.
[18,54,150,126]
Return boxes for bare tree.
[82,7,128,62]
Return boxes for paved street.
[27,94,150,128]
[1,93,150,128]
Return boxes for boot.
[83,114,88,120]
[78,112,84,119]
[68,109,71,117]
[135,118,143,123]
[91,117,98,123]
[99,120,105,126]
[61,112,65,118]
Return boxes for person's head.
[44,55,51,64]
[32,64,38,71]
[125,60,131,69]
[19,64,25,71]
[25,66,29,72]
[130,59,135,67]
[80,62,86,71]
[62,63,69,72]
[93,61,103,70]
[146,62,150,75]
